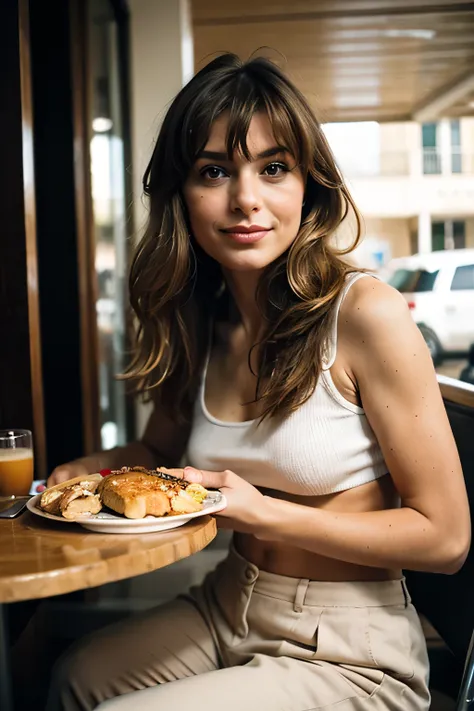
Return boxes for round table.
[0,510,217,710]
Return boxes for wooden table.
[0,510,217,711]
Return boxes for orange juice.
[0,448,34,496]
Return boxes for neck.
[223,269,263,341]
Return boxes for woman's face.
[183,112,305,273]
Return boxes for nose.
[229,172,262,216]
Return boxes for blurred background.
[2,0,474,476]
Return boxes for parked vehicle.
[381,249,474,364]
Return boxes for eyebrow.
[197,145,290,161]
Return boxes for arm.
[185,280,471,574]
[48,400,191,485]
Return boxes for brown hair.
[124,53,362,422]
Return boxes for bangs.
[180,65,312,173]
[144,54,334,199]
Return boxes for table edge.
[0,516,217,603]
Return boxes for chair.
[405,376,474,711]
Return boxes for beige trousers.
[47,545,430,711]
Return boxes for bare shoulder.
[337,274,433,380]
[340,275,413,338]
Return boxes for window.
[88,0,131,450]
[432,222,445,251]
[451,265,474,291]
[453,220,466,250]
[422,123,437,147]
[450,119,462,173]
[431,220,466,250]
[389,269,439,293]
[422,122,440,174]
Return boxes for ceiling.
[192,0,474,123]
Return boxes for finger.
[183,467,227,489]
[46,469,73,487]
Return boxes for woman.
[47,54,470,711]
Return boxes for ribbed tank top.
[185,273,387,495]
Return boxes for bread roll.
[98,469,206,519]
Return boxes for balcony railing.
[339,148,473,178]
[422,147,442,174]
[421,147,470,175]
[421,147,465,174]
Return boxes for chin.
[203,239,292,272]
[216,250,280,272]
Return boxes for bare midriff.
[234,473,401,581]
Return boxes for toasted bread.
[98,468,207,519]
[98,471,172,519]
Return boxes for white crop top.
[185,273,387,496]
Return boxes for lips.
[222,225,270,234]
[220,225,272,244]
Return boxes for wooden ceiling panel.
[193,0,474,22]
[193,0,474,121]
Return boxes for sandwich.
[39,474,103,519]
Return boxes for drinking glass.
[0,429,34,496]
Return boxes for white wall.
[129,0,193,239]
[349,173,474,219]
[129,0,193,438]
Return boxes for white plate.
[27,491,227,534]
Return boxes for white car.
[381,249,474,364]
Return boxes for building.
[324,117,474,268]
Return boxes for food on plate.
[97,467,208,519]
[40,487,65,515]
[38,467,209,521]
[59,483,103,520]
[39,474,102,519]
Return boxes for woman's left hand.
[184,467,269,533]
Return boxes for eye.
[262,162,288,177]
[200,166,227,181]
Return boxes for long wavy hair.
[123,53,363,423]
